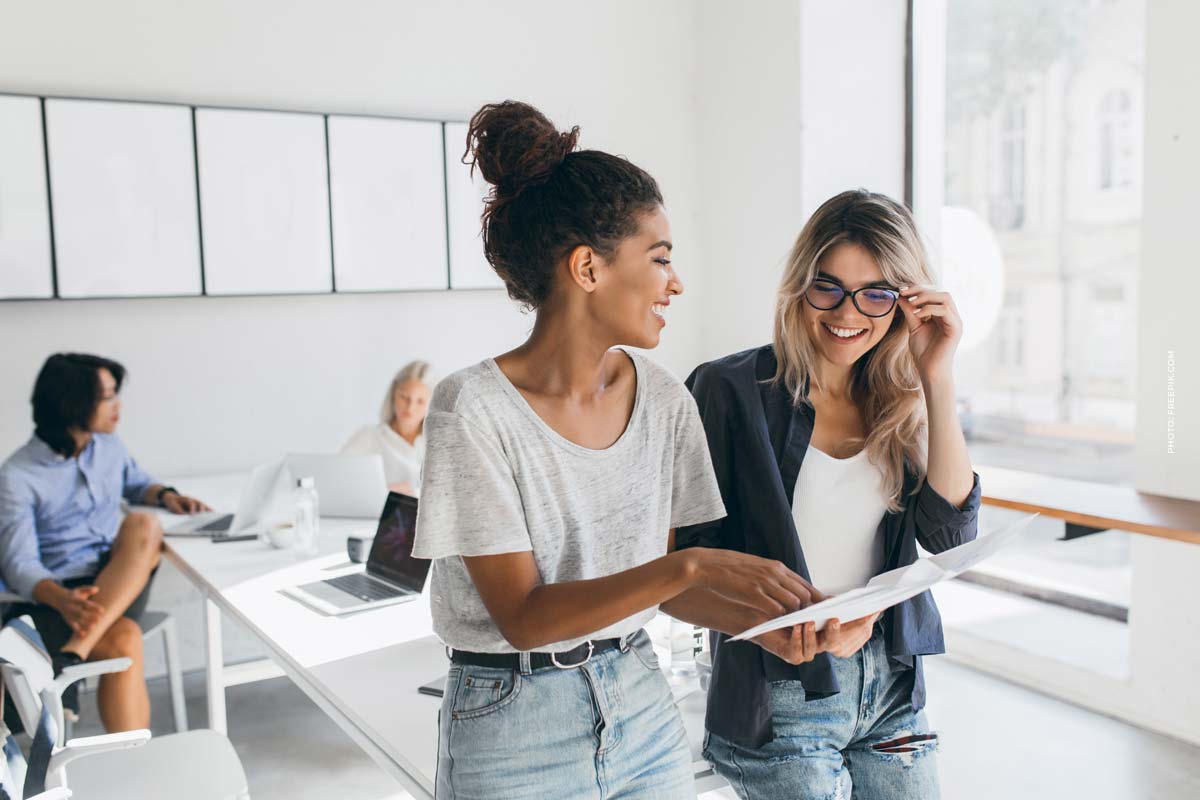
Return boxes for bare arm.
[923,374,974,508]
[897,284,975,508]
[463,539,818,652]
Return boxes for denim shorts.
[435,628,693,800]
[703,626,940,800]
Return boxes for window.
[913,0,1145,485]
[912,0,1146,688]
[995,289,1024,369]
[993,102,1026,229]
[1098,89,1134,190]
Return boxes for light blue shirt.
[0,434,156,600]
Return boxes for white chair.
[0,592,188,734]
[3,710,73,799]
[0,617,248,800]
[2,717,76,799]
[0,636,115,800]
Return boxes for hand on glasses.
[897,284,963,384]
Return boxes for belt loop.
[619,633,632,653]
[518,651,532,676]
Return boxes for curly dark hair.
[464,101,663,309]
[31,353,126,457]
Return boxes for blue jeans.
[435,629,694,799]
[703,627,940,800]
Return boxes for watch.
[157,486,180,508]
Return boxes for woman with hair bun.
[413,101,823,799]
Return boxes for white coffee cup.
[265,524,297,550]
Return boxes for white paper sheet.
[729,513,1039,641]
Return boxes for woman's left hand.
[897,285,963,384]
[817,612,880,659]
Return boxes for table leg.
[204,592,227,734]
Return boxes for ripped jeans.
[703,626,940,800]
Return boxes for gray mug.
[347,535,374,563]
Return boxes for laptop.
[165,459,288,539]
[283,492,430,615]
[284,453,389,518]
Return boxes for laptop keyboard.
[323,573,403,602]
[197,514,234,533]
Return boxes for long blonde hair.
[380,360,435,427]
[773,189,934,511]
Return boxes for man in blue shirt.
[0,353,210,732]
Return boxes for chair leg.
[161,616,188,733]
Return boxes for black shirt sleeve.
[908,471,983,553]
[675,364,738,551]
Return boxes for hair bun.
[465,101,579,197]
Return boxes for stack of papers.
[730,513,1039,641]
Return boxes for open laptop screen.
[365,492,430,592]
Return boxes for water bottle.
[293,476,320,556]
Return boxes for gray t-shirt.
[413,349,726,653]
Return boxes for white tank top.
[792,445,890,595]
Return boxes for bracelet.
[157,486,180,508]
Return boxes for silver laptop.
[166,459,288,538]
[285,453,389,518]
[283,492,430,615]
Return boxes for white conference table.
[157,473,722,798]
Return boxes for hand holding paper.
[729,513,1038,642]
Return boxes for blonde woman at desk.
[341,360,433,495]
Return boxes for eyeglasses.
[804,280,899,318]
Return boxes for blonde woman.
[341,360,434,495]
[674,190,980,799]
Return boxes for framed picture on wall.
[0,94,53,299]
[327,115,448,292]
[44,98,202,298]
[195,107,332,296]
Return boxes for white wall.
[798,1,908,217]
[693,0,908,365]
[0,0,707,477]
[1129,0,1200,745]
[692,2,804,361]
[1137,0,1197,503]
